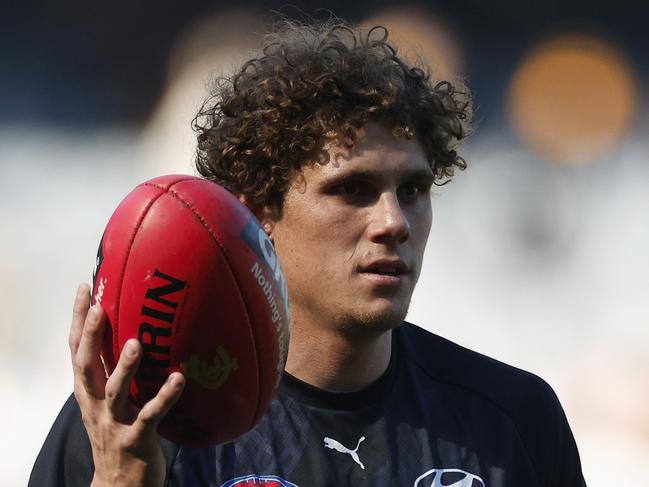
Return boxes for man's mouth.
[359,259,409,276]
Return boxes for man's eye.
[398,183,423,199]
[339,181,362,197]
[335,181,375,204]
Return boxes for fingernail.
[168,373,182,387]
[77,284,85,298]
[125,340,138,356]
[89,305,101,321]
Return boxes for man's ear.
[258,207,277,241]
[238,195,276,239]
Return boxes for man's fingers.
[105,339,142,417]
[133,373,185,436]
[75,304,108,399]
[69,284,90,358]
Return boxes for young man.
[31,21,586,486]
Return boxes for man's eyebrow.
[405,169,436,183]
[325,168,435,184]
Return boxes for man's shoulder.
[396,322,560,422]
[396,323,585,486]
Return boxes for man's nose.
[367,192,410,243]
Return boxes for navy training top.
[30,323,586,487]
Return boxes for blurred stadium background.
[2,1,647,485]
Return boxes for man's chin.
[338,299,409,339]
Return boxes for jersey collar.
[278,328,400,411]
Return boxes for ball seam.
[114,187,168,370]
[152,179,263,432]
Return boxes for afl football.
[91,174,290,446]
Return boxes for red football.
[91,175,290,446]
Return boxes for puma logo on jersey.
[323,436,366,470]
[414,468,485,487]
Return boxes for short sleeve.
[547,387,587,487]
[29,394,94,487]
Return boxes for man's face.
[268,123,433,336]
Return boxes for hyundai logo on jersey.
[221,475,299,487]
[414,468,485,487]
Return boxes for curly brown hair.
[193,19,472,210]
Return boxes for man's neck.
[284,320,393,393]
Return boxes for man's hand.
[69,284,185,487]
